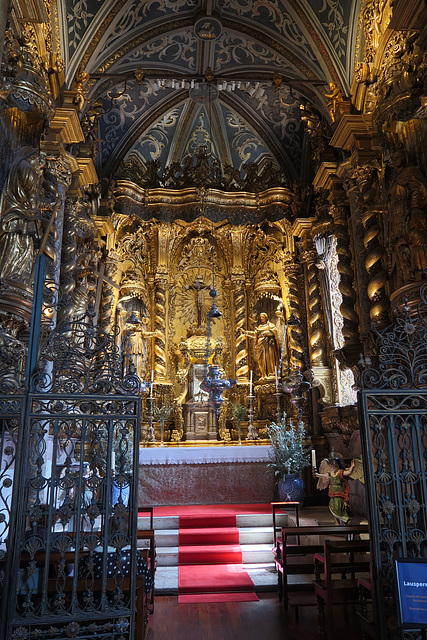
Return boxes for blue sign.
[395,559,427,628]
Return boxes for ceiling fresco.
[60,0,359,183]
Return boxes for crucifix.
[93,262,120,326]
[185,274,211,327]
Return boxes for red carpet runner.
[177,513,258,604]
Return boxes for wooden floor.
[146,594,365,640]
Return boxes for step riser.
[139,514,277,572]
[155,547,274,566]
[138,514,276,530]
[154,530,274,547]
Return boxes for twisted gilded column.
[100,258,119,332]
[233,277,248,380]
[284,261,305,370]
[154,273,167,380]
[41,153,73,327]
[58,198,78,324]
[362,208,389,325]
[331,203,360,361]
[357,167,389,327]
[301,247,327,366]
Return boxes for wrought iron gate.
[0,311,142,640]
[359,283,427,640]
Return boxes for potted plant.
[266,413,311,504]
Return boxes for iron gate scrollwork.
[359,283,427,640]
[0,314,142,640]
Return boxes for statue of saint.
[122,314,157,380]
[173,337,190,405]
[243,312,280,379]
[387,149,427,287]
[0,147,44,282]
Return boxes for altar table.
[138,445,275,505]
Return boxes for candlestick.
[311,449,316,469]
[246,391,258,441]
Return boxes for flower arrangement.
[266,413,311,478]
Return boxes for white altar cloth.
[139,445,273,465]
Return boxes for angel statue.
[314,456,364,525]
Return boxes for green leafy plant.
[266,413,311,478]
[153,404,174,444]
[153,404,174,425]
[231,403,247,422]
[231,403,247,444]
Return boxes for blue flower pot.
[278,474,305,504]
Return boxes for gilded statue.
[0,147,44,283]
[243,312,280,379]
[387,149,427,287]
[173,337,191,405]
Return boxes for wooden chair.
[276,524,369,614]
[138,505,156,613]
[271,501,300,550]
[357,574,375,639]
[313,538,371,639]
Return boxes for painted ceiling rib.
[219,92,299,182]
[59,0,353,182]
[101,91,189,177]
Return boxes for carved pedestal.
[184,402,218,441]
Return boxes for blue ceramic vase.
[278,474,305,504]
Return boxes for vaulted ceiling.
[59,0,360,183]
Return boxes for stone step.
[147,507,333,593]
[152,526,274,547]
[154,563,278,593]
[155,543,275,566]
[138,513,278,530]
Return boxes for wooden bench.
[47,574,148,639]
[313,538,371,639]
[275,524,369,614]
[3,547,149,639]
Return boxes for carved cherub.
[73,69,90,112]
[324,82,343,124]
